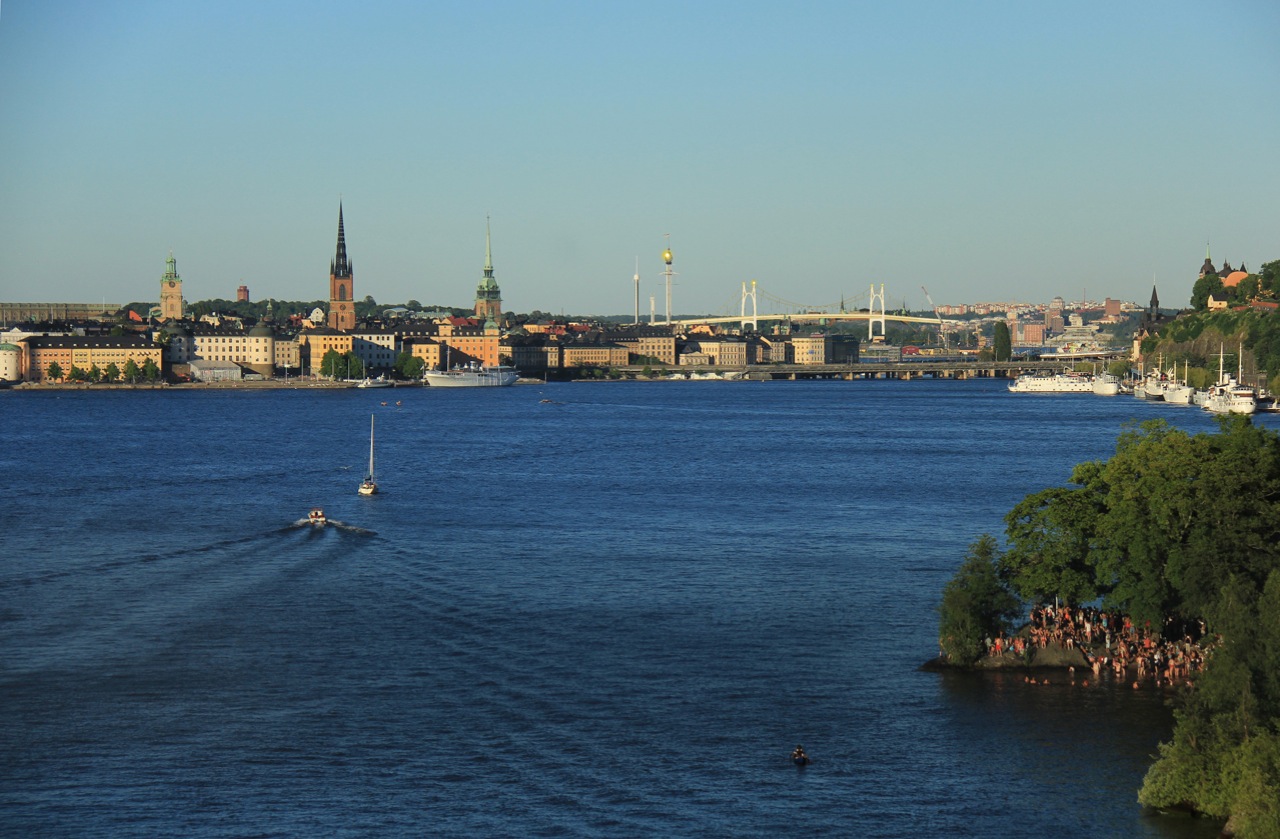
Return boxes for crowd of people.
[989,603,1216,689]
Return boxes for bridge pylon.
[868,284,887,340]
[740,280,759,332]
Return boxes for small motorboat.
[308,508,328,525]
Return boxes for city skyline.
[1,2,1277,315]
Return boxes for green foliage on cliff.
[998,417,1280,624]
[936,535,1021,666]
[978,416,1280,835]
[1139,571,1280,837]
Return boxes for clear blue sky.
[1,1,1277,316]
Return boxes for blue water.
[0,380,1236,837]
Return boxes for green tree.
[1001,481,1102,605]
[1140,570,1280,834]
[1259,260,1280,296]
[45,361,63,381]
[318,349,341,378]
[123,358,140,383]
[88,363,102,383]
[141,357,160,382]
[68,365,87,382]
[937,535,1022,666]
[1191,274,1225,310]
[1107,359,1130,378]
[394,352,424,379]
[103,362,120,383]
[992,322,1011,362]
[344,352,364,379]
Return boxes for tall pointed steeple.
[484,215,494,275]
[332,202,352,279]
[474,215,502,321]
[328,202,356,330]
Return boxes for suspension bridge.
[664,282,965,339]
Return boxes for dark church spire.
[331,203,352,279]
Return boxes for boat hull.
[1008,373,1095,393]
[424,366,518,387]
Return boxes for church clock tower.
[474,217,503,321]
[159,251,184,321]
[328,203,356,331]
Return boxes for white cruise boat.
[1203,345,1257,415]
[1008,372,1095,393]
[1092,373,1120,396]
[424,362,518,388]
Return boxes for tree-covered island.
[936,416,1280,838]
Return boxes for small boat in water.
[308,508,328,525]
[357,375,394,389]
[358,414,378,496]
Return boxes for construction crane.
[921,286,949,348]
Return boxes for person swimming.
[792,745,809,765]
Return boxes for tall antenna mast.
[633,257,640,325]
[661,234,675,324]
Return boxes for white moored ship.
[424,362,518,388]
[1008,372,1095,393]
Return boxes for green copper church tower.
[474,217,503,321]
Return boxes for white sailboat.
[358,414,378,495]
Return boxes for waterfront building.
[562,338,629,369]
[275,336,301,375]
[158,322,193,364]
[328,204,356,331]
[0,342,21,381]
[404,337,444,372]
[183,323,275,378]
[792,334,832,365]
[0,303,119,324]
[609,329,677,366]
[436,317,502,367]
[507,335,562,371]
[159,252,185,322]
[680,336,748,367]
[298,329,355,376]
[349,326,399,372]
[756,335,794,364]
[20,335,163,382]
[474,218,503,322]
[188,359,243,382]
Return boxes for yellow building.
[298,330,355,376]
[792,334,831,365]
[405,338,443,371]
[562,342,629,368]
[436,319,502,367]
[22,335,164,382]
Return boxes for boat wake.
[288,519,377,536]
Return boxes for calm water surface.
[0,379,1239,837]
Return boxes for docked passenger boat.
[357,375,394,389]
[424,362,518,388]
[308,508,328,525]
[1203,345,1257,415]
[1091,373,1120,396]
[1007,372,1094,393]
